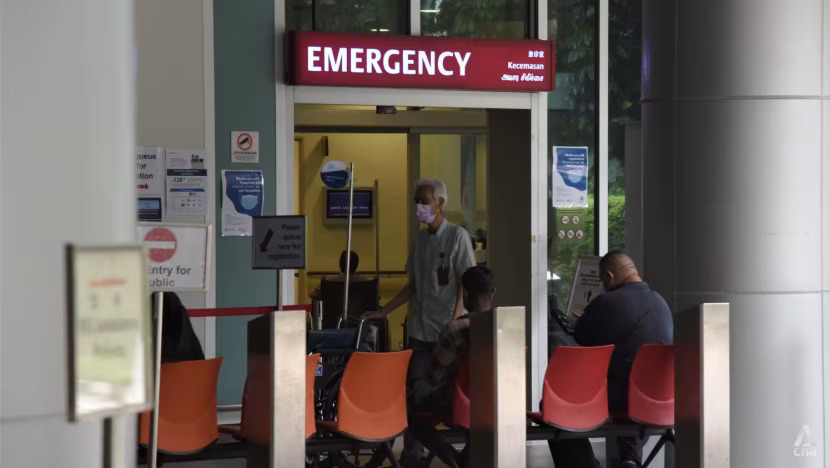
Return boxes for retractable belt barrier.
[188,304,312,318]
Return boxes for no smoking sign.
[231,131,259,163]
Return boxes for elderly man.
[366,178,475,465]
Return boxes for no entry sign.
[137,224,212,291]
[144,228,177,263]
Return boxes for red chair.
[451,357,471,429]
[629,344,675,468]
[306,353,320,439]
[139,358,223,453]
[316,350,412,467]
[528,345,614,431]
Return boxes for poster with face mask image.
[221,170,264,236]
[552,146,589,208]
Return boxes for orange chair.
[139,357,223,453]
[218,378,248,441]
[316,350,412,466]
[306,353,320,439]
[628,344,675,468]
[528,345,614,431]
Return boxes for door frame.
[277,85,549,406]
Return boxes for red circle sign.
[236,133,253,151]
[144,228,177,263]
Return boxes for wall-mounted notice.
[166,148,208,218]
[231,131,260,163]
[566,255,603,320]
[137,224,211,291]
[66,245,152,421]
[552,146,589,208]
[555,209,588,243]
[221,170,264,237]
[136,146,165,196]
[252,216,306,270]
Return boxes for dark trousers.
[543,400,647,467]
[403,339,437,464]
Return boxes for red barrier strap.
[188,304,312,318]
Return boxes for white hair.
[415,178,448,206]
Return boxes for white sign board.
[136,146,165,195]
[137,223,211,291]
[66,245,152,421]
[231,131,260,163]
[552,146,589,208]
[566,256,603,319]
[252,216,306,270]
[166,148,208,218]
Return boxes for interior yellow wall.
[297,133,410,349]
[475,135,487,229]
[420,135,463,224]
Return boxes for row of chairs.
[139,345,674,467]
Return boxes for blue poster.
[222,170,264,237]
[552,146,589,208]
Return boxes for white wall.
[134,0,216,352]
[1,0,137,466]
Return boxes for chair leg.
[642,429,673,468]
[384,441,402,468]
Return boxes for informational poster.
[555,209,588,243]
[166,148,208,217]
[252,216,306,270]
[552,146,589,208]
[137,224,211,291]
[566,256,603,319]
[222,170,264,237]
[66,246,152,421]
[231,131,260,163]
[136,146,165,196]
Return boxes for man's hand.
[364,310,386,320]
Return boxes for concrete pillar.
[642,1,828,467]
[1,0,136,466]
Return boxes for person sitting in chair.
[407,265,496,468]
[310,250,367,300]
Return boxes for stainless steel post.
[470,306,527,468]
[102,416,126,468]
[676,303,730,468]
[147,292,164,468]
[313,299,323,330]
[374,179,380,285]
[342,162,355,323]
[246,310,307,467]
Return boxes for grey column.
[642,1,829,467]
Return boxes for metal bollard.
[246,310,306,468]
[676,303,730,468]
[469,306,527,468]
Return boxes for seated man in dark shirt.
[407,265,495,468]
[549,250,673,468]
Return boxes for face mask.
[416,203,436,224]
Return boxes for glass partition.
[546,0,597,325]
[420,0,529,38]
